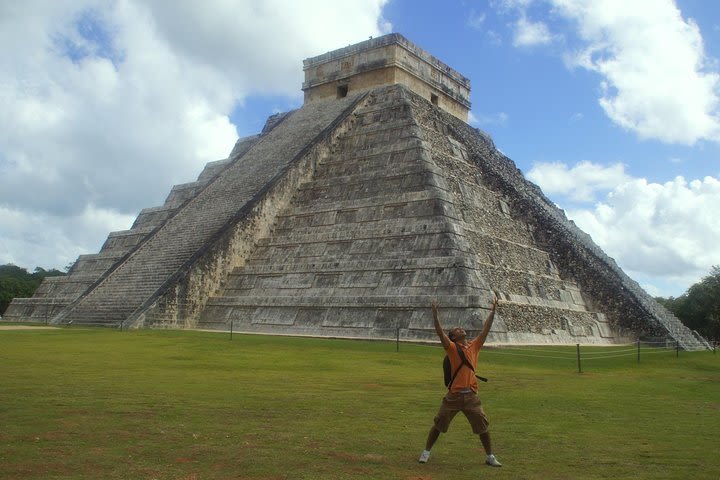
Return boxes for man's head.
[448,327,466,342]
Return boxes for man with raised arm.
[418,293,502,467]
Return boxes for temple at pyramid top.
[302,33,471,121]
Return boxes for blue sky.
[1,0,719,298]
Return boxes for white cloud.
[527,160,720,296]
[468,10,487,30]
[569,175,720,296]
[0,0,391,270]
[513,16,555,46]
[551,0,720,144]
[0,204,135,271]
[527,160,631,202]
[470,110,509,126]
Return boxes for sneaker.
[485,454,502,467]
[418,450,431,464]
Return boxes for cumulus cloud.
[528,160,720,296]
[467,10,487,30]
[512,16,555,46]
[552,0,720,144]
[570,176,720,294]
[496,0,720,144]
[0,0,390,270]
[0,203,135,270]
[527,160,631,201]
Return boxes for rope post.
[230,319,233,341]
[576,343,582,373]
[637,340,640,363]
[676,340,679,358]
[396,326,400,353]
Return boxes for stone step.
[33,276,96,298]
[326,137,426,164]
[164,180,209,208]
[310,166,427,192]
[314,146,430,180]
[197,158,232,182]
[42,273,99,284]
[206,293,484,309]
[223,260,474,294]
[334,122,421,151]
[101,226,155,251]
[275,196,445,231]
[288,217,532,260]
[348,100,414,123]
[257,220,544,267]
[292,169,435,206]
[284,190,444,217]
[263,217,450,245]
[300,159,436,192]
[72,257,123,276]
[132,205,177,229]
[197,294,602,341]
[223,284,469,299]
[225,256,580,307]
[2,298,71,322]
[237,256,470,275]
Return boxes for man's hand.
[431,300,450,348]
[476,291,499,347]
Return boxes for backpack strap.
[447,361,464,389]
[456,344,475,373]
[447,342,488,389]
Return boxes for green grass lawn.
[1,327,718,479]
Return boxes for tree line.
[0,264,65,315]
[656,265,720,342]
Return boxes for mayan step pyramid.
[5,34,708,349]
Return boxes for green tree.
[657,266,720,342]
[0,264,65,315]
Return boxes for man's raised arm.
[476,293,499,347]
[431,300,451,349]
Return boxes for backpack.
[443,342,488,388]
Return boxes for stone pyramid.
[5,34,708,349]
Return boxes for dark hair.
[448,329,456,341]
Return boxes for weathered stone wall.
[410,95,703,348]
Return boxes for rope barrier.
[483,340,712,372]
[489,350,576,361]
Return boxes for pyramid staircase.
[196,86,618,343]
[2,152,244,323]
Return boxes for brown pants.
[433,391,490,434]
